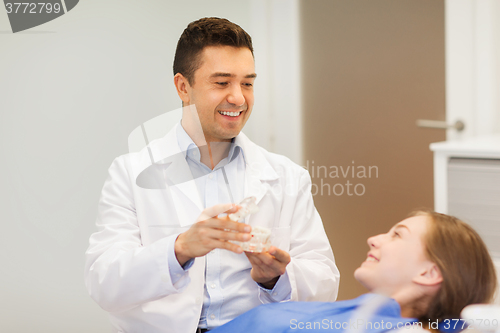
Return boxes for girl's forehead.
[394,216,430,235]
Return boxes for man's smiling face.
[179,45,256,143]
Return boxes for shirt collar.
[176,121,197,159]
[176,121,245,165]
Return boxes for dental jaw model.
[229,197,271,253]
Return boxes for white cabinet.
[430,135,500,303]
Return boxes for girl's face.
[354,215,434,297]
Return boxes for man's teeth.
[366,257,378,262]
[218,111,241,117]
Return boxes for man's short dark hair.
[173,17,254,85]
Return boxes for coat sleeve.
[84,156,191,313]
[283,168,340,302]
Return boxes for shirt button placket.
[205,171,220,327]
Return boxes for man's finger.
[214,239,244,254]
[246,252,275,266]
[257,252,276,266]
[197,203,236,222]
[245,252,265,266]
[268,247,291,264]
[202,218,252,233]
[210,229,251,242]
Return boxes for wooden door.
[301,0,446,299]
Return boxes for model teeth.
[219,111,241,117]
[366,257,377,262]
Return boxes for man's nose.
[227,85,245,106]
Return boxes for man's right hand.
[174,203,252,266]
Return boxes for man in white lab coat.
[85,17,340,333]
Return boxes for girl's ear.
[413,263,443,286]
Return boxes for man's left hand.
[245,246,291,289]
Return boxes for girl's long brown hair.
[412,210,497,322]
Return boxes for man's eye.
[216,82,228,86]
[243,83,253,87]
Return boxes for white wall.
[246,0,302,164]
[0,1,300,331]
[445,0,500,140]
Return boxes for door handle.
[416,119,465,132]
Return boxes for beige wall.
[301,0,446,300]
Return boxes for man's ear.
[174,73,191,104]
[413,263,443,286]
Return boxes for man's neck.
[181,119,232,169]
[199,141,231,170]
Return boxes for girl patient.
[212,210,498,332]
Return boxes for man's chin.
[203,128,241,142]
[219,129,241,140]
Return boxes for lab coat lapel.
[237,133,279,206]
[147,125,204,226]
[244,167,269,205]
[163,156,203,227]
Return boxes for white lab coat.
[85,125,340,333]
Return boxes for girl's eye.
[390,230,400,238]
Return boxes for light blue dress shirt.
[165,123,292,329]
